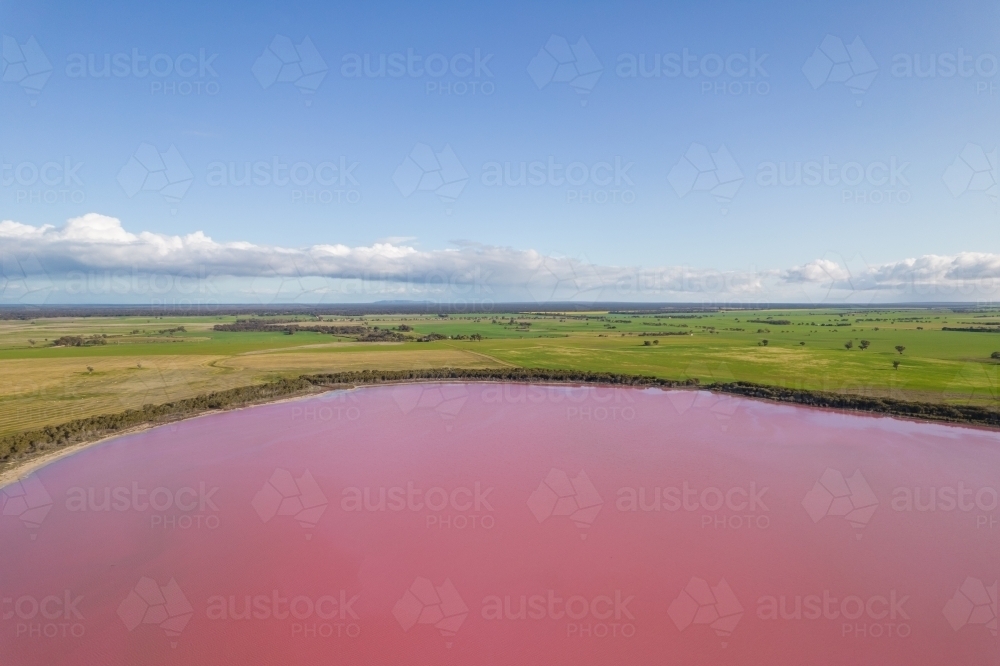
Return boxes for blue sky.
[1,0,999,303]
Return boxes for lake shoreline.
[2,368,997,486]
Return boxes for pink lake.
[1,383,998,665]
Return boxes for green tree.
[859,339,870,350]
[895,345,905,354]
[845,340,854,350]
[893,360,900,370]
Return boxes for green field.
[1,307,998,437]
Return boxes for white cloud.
[785,253,1000,292]
[783,259,851,283]
[1,214,998,303]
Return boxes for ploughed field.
[0,307,998,437]
[1,383,998,665]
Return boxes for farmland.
[1,307,998,438]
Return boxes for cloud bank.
[1,214,997,303]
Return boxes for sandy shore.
[3,377,995,489]
[0,388,331,490]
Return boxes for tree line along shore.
[2,368,997,475]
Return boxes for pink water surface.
[2,383,998,665]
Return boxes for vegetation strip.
[2,368,997,474]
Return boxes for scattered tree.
[86,366,94,373]
[893,360,900,370]
[844,340,854,350]
[859,339,870,350]
[643,340,651,346]
[760,339,769,346]
[992,351,1000,359]
[895,345,905,355]
[799,341,805,346]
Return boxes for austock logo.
[252,35,327,97]
[891,482,999,529]
[2,590,85,639]
[943,144,997,203]
[117,143,194,209]
[481,589,636,638]
[65,47,220,96]
[667,370,741,430]
[527,35,603,105]
[64,481,221,530]
[117,577,193,648]
[205,589,361,638]
[391,383,469,430]
[943,577,997,637]
[527,468,603,539]
[0,251,55,302]
[2,156,86,205]
[802,35,878,105]
[668,143,743,214]
[393,143,469,207]
[341,481,495,530]
[393,577,468,648]
[1,474,53,538]
[801,468,878,539]
[757,589,911,639]
[668,577,743,648]
[616,481,770,530]
[252,468,328,538]
[1,35,53,102]
[340,47,495,97]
